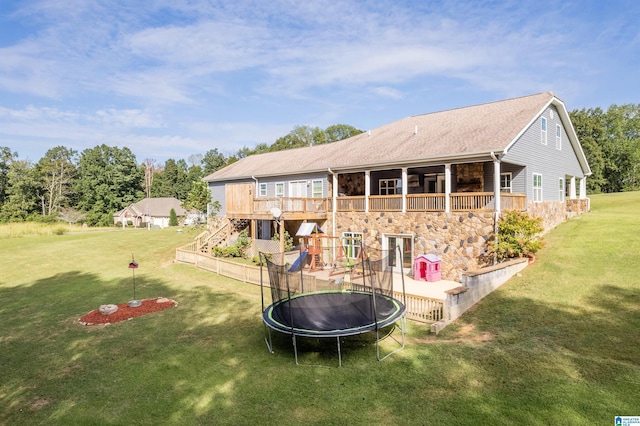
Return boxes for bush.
[271,230,294,251]
[169,209,178,226]
[213,229,251,258]
[488,210,545,261]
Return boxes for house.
[202,92,591,280]
[113,197,187,229]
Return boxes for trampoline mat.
[263,291,405,337]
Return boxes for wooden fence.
[176,245,445,324]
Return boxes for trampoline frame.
[260,245,407,367]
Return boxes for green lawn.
[1,194,639,425]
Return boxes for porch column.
[332,172,338,212]
[579,177,587,199]
[279,219,285,260]
[570,176,577,199]
[365,170,370,213]
[402,168,408,213]
[493,159,501,213]
[444,164,451,213]
[250,219,256,258]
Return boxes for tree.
[182,180,211,213]
[324,124,363,142]
[151,158,189,199]
[169,208,178,226]
[0,147,17,208]
[142,158,160,199]
[36,146,77,216]
[0,159,41,222]
[75,145,144,226]
[202,148,227,175]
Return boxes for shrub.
[488,210,545,262]
[271,230,294,251]
[213,229,251,258]
[169,209,178,226]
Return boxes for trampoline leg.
[292,335,299,365]
[336,336,342,367]
[376,315,407,362]
[264,324,274,354]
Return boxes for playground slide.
[288,251,308,272]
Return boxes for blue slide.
[288,251,308,272]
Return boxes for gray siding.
[483,162,526,194]
[503,106,585,202]
[256,172,329,198]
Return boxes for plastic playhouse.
[413,254,441,282]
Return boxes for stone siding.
[527,198,590,233]
[333,211,495,281]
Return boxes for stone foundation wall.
[332,211,495,281]
[527,198,590,233]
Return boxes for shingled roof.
[205,92,580,182]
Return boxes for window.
[533,173,543,202]
[541,117,547,145]
[559,178,565,201]
[500,172,512,193]
[342,232,363,259]
[556,124,562,150]
[379,178,401,195]
[258,182,267,197]
[275,182,284,198]
[312,180,323,198]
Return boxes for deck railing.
[232,193,526,216]
[253,197,329,214]
[406,194,446,211]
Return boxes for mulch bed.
[78,297,177,326]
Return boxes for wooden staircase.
[194,217,251,255]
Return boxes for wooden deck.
[226,192,527,218]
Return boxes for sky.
[1,0,639,164]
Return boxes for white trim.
[533,173,543,202]
[311,179,323,198]
[275,182,284,197]
[556,124,562,150]
[258,182,267,197]
[541,117,547,145]
[500,172,512,193]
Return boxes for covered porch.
[330,161,529,213]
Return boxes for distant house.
[201,92,591,279]
[113,197,187,228]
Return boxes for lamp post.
[128,254,141,307]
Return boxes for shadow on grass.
[2,267,639,425]
[0,270,264,425]
[416,284,640,425]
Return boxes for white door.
[289,181,307,198]
[382,234,413,274]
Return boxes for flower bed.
[79,297,177,325]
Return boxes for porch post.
[493,159,501,213]
[365,170,370,213]
[579,177,587,199]
[569,176,577,199]
[401,168,408,213]
[251,219,256,258]
[444,164,451,213]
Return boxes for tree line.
[569,104,640,193]
[0,124,362,226]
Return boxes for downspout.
[328,168,337,262]
[251,175,258,256]
[490,151,500,265]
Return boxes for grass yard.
[1,194,639,425]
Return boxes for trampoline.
[260,246,407,366]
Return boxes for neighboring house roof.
[204,92,591,182]
[114,197,187,217]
